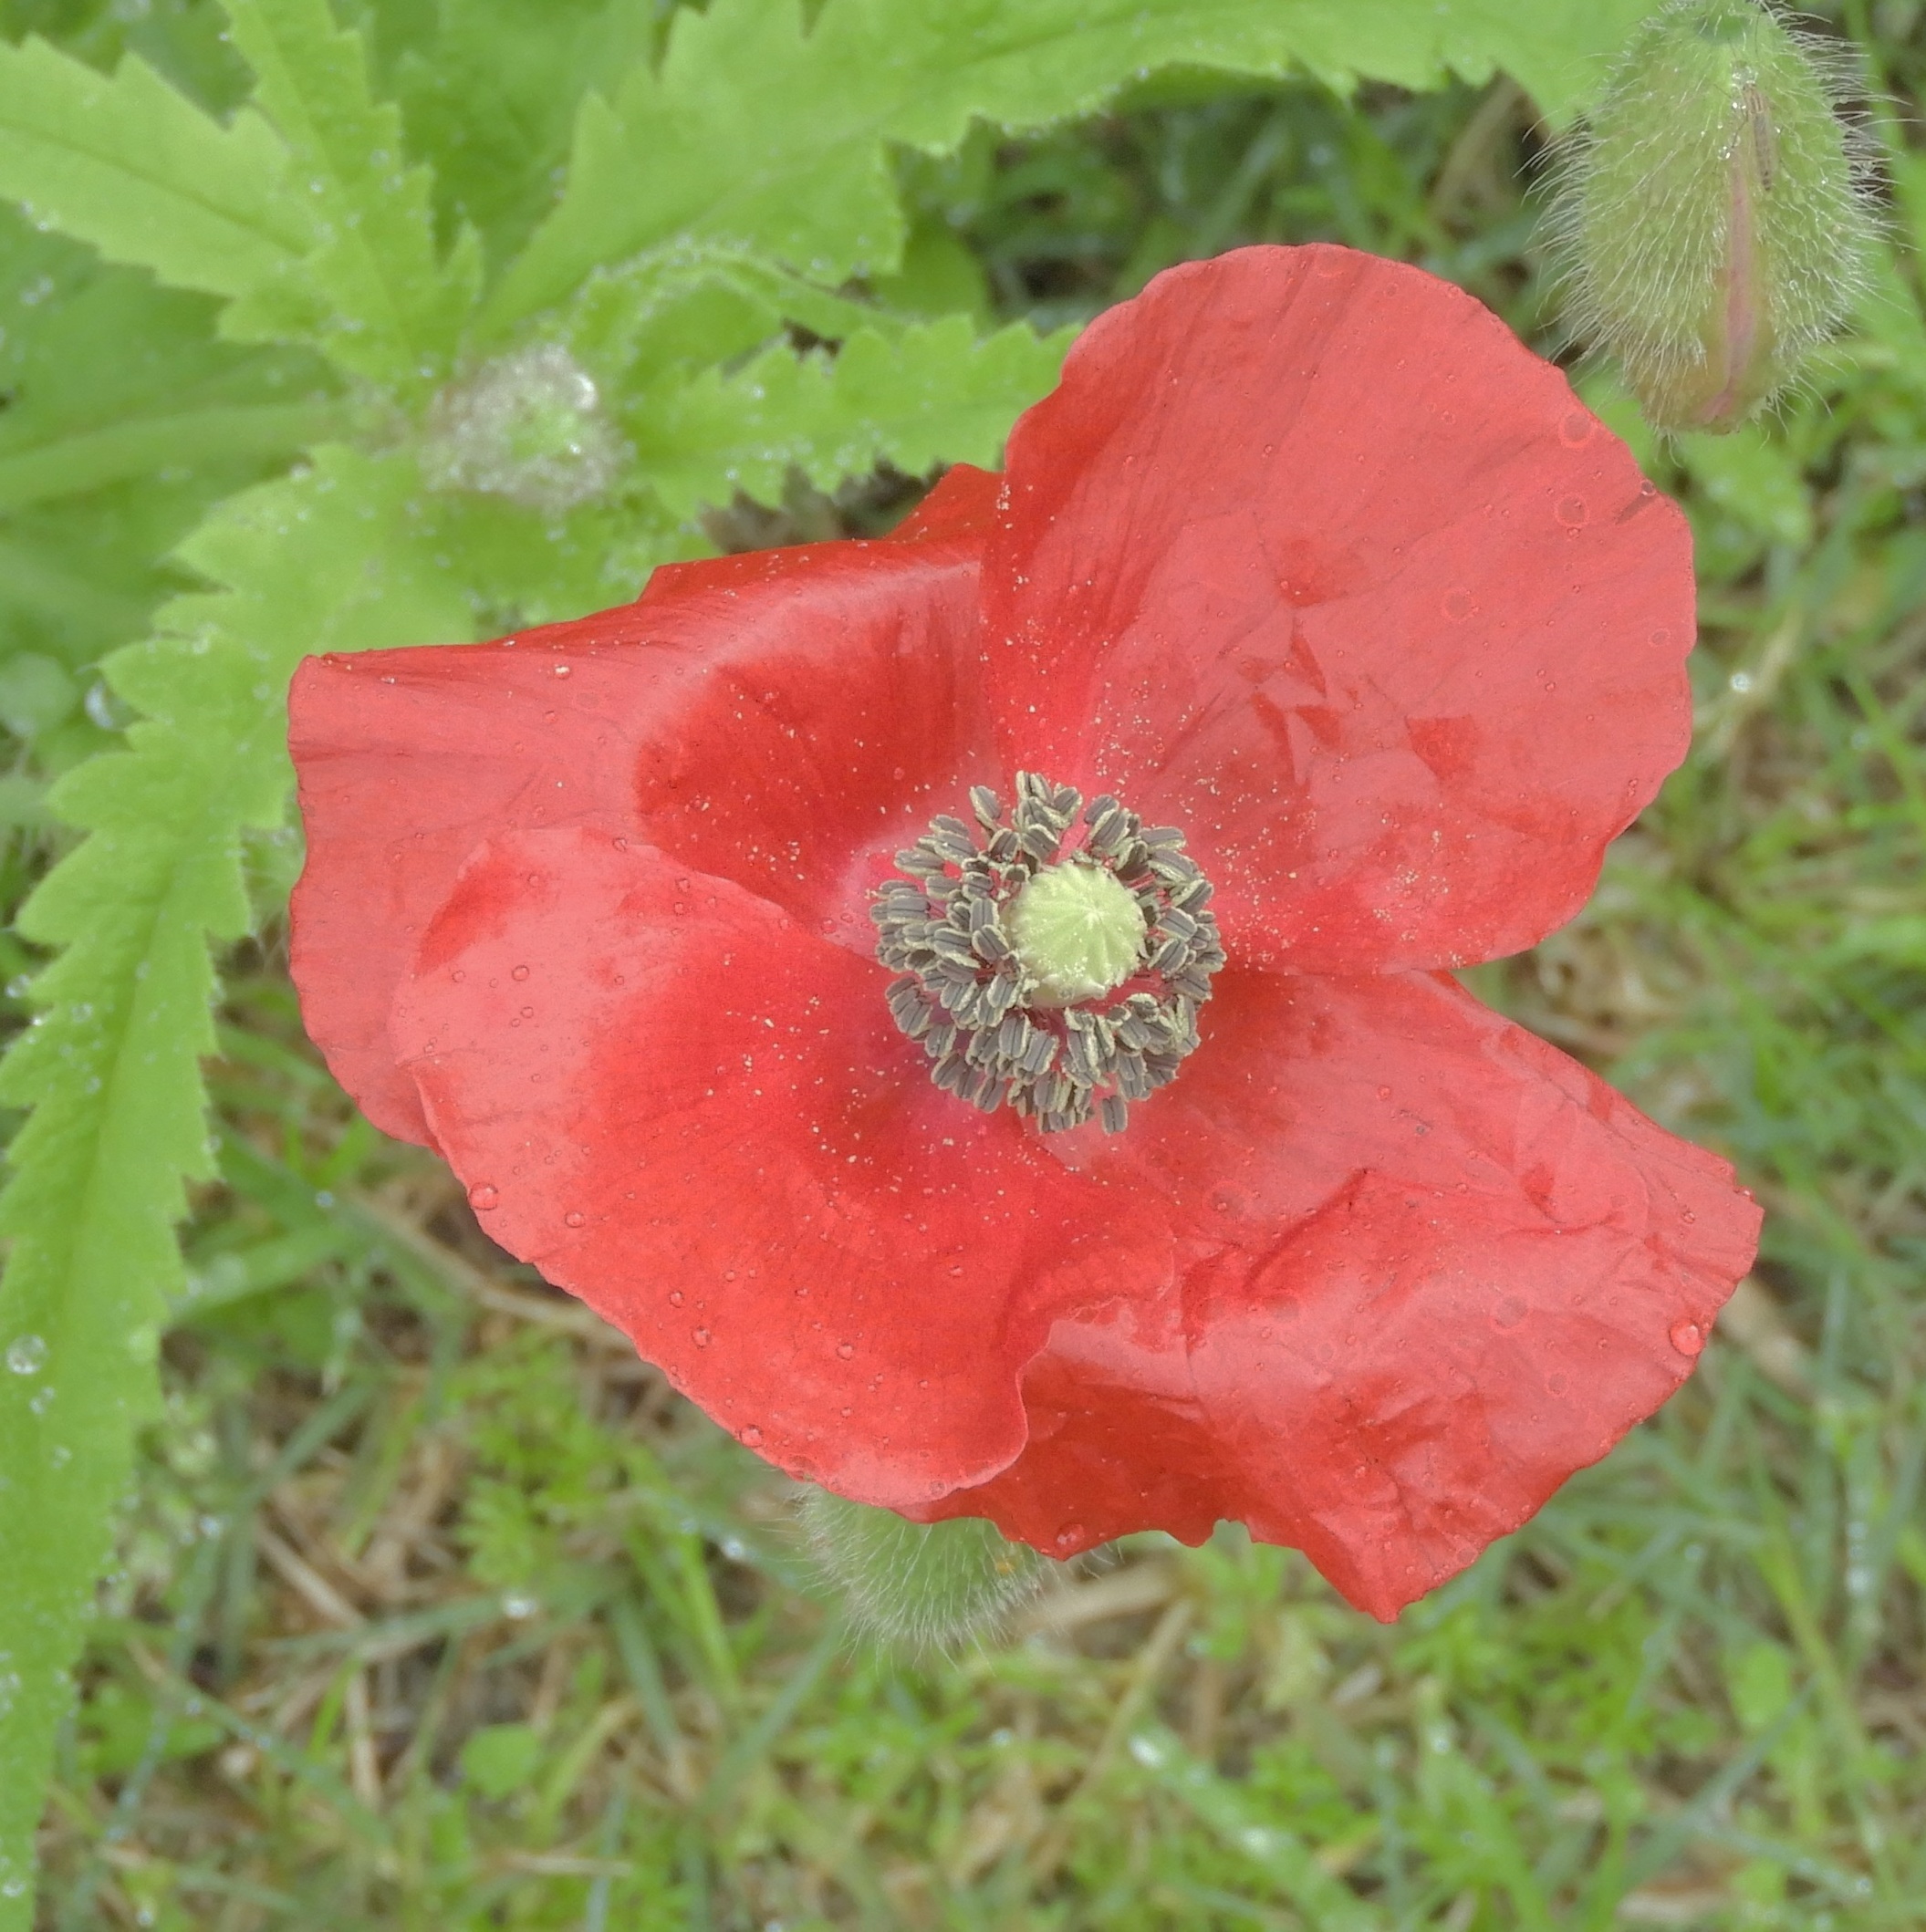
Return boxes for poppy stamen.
[872,773,1223,1133]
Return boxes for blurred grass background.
[5,1,1926,1927]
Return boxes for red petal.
[290,534,990,1145]
[621,539,995,939]
[390,826,1171,1507]
[891,462,1004,543]
[289,608,658,1145]
[916,969,1759,1618]
[981,244,1696,974]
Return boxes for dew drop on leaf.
[5,1335,47,1376]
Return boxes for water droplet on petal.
[1546,1371,1569,1395]
[1442,587,1473,621]
[692,1326,713,1347]
[836,1341,856,1359]
[466,1182,500,1212]
[1556,495,1588,528]
[512,964,530,982]
[741,1425,765,1448]
[1670,1320,1705,1356]
[564,1210,585,1228]
[1493,1295,1528,1331]
[1053,1522,1086,1550]
[1559,410,1595,447]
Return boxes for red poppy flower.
[289,245,1760,1621]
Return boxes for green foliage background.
[0,0,1921,1926]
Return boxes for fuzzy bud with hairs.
[1549,0,1877,433]
[799,1489,1047,1652]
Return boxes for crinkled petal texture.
[289,245,1759,1623]
[289,514,994,1145]
[984,244,1697,975]
[390,826,1172,1508]
[914,969,1759,1618]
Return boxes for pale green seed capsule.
[1551,0,1877,432]
[1005,857,1147,1007]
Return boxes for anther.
[872,772,1224,1134]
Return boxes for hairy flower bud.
[422,343,626,513]
[800,1489,1046,1650]
[1550,0,1877,432]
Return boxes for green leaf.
[0,400,338,517]
[0,448,473,1921]
[1845,245,1926,411]
[0,33,310,301]
[488,0,1650,332]
[0,211,337,671]
[630,314,1070,516]
[459,1720,545,1798]
[1127,1724,1386,1932]
[416,482,699,631]
[1676,429,1815,551]
[0,655,77,741]
[382,0,663,266]
[565,241,929,390]
[219,0,479,390]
